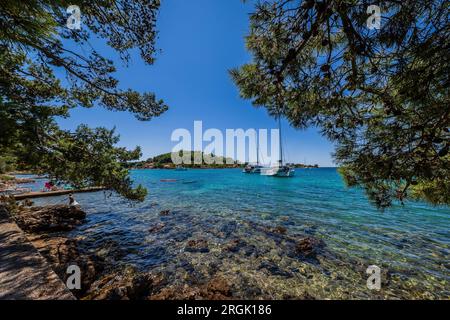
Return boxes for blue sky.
[58,0,335,167]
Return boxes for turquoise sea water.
[30,168,449,299]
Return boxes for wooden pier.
[13,187,106,200]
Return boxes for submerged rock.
[222,238,258,257]
[295,236,325,258]
[205,276,232,299]
[269,226,287,235]
[242,244,258,257]
[148,222,165,233]
[13,204,86,233]
[84,267,165,300]
[218,221,238,238]
[95,240,128,263]
[149,285,201,300]
[223,238,245,253]
[283,292,316,300]
[172,231,192,242]
[258,260,293,278]
[185,238,209,253]
[159,210,171,216]
[150,275,232,300]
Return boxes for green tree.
[232,0,449,208]
[0,0,168,201]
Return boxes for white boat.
[243,164,263,174]
[175,165,187,171]
[261,164,295,177]
[261,116,295,178]
[243,139,263,174]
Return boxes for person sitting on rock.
[69,193,79,207]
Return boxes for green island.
[127,152,319,169]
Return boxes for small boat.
[181,180,197,184]
[261,116,295,178]
[243,139,263,174]
[175,165,187,171]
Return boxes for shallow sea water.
[30,168,449,299]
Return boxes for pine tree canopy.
[232,0,449,208]
[1,0,168,201]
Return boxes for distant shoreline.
[130,166,333,170]
[130,152,323,170]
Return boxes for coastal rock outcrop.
[150,276,232,300]
[13,204,86,233]
[15,177,35,184]
[84,267,165,300]
[28,235,104,297]
[0,175,35,192]
[8,203,101,297]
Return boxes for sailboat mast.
[256,137,259,165]
[278,115,283,166]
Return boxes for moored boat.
[261,116,295,178]
[260,164,295,177]
[243,164,263,174]
[243,138,263,174]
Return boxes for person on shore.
[44,181,52,192]
[69,193,79,207]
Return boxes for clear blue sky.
[58,0,335,167]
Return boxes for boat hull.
[261,166,295,177]
[243,165,263,174]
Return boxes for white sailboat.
[243,163,263,174]
[243,141,263,174]
[261,116,295,177]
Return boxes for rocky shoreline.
[4,203,102,298]
[2,196,441,300]
[1,203,243,299]
[0,175,35,193]
[1,202,330,300]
